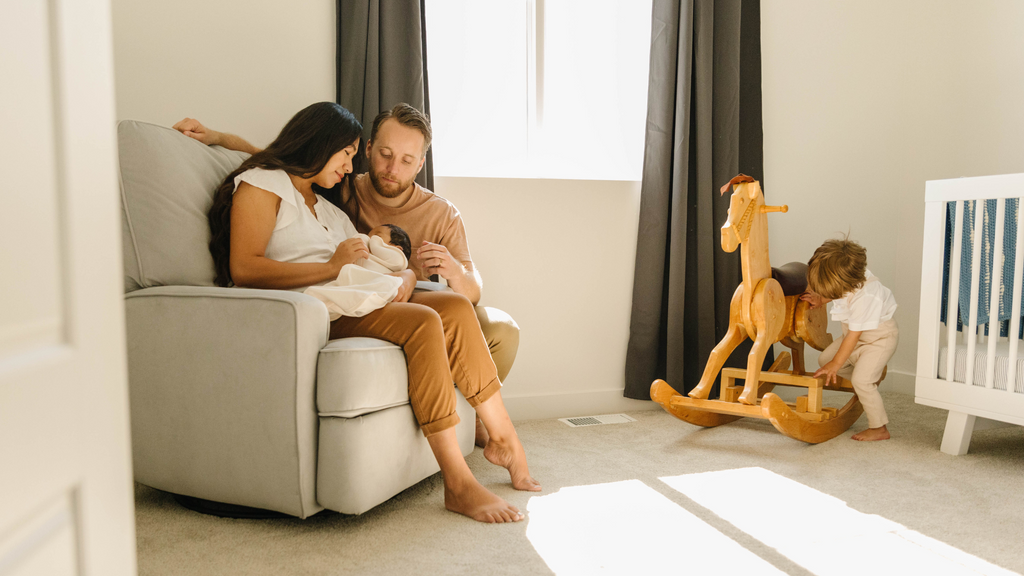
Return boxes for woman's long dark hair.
[208,102,362,286]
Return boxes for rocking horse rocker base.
[651,175,884,444]
[651,358,886,444]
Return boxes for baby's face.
[368,225,394,247]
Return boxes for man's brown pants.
[329,291,501,436]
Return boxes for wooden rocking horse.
[650,175,878,443]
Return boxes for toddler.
[800,238,898,441]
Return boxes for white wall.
[761,1,1024,394]
[112,0,335,147]
[436,177,652,419]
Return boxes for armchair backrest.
[117,120,248,292]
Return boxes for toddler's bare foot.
[475,417,490,448]
[484,437,541,492]
[852,425,890,441]
[444,479,523,523]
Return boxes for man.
[174,104,518,446]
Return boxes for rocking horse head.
[719,174,787,253]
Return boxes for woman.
[208,102,539,523]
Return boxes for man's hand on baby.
[392,270,416,303]
[417,241,462,279]
[330,237,369,272]
[800,291,825,309]
[172,118,220,146]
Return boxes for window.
[425,0,653,181]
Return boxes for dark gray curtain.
[624,0,766,400]
[336,0,434,190]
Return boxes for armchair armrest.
[124,286,329,517]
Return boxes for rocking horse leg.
[739,331,773,405]
[689,286,746,400]
[786,339,805,376]
[739,279,785,405]
[687,324,746,400]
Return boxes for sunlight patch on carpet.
[660,467,1019,576]
[525,479,785,575]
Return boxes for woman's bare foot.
[444,478,523,523]
[475,417,490,448]
[852,425,890,441]
[484,436,541,491]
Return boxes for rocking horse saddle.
[771,262,808,296]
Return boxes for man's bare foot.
[484,436,541,491]
[852,425,890,441]
[444,478,523,523]
[475,417,490,448]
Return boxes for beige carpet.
[135,391,1024,575]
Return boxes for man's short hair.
[807,237,868,300]
[369,103,432,156]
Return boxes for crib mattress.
[937,343,1024,393]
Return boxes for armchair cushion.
[316,338,409,417]
[117,120,248,291]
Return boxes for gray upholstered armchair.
[118,120,474,517]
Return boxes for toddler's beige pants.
[817,318,899,429]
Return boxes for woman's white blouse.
[233,168,357,280]
[828,270,898,331]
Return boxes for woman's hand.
[329,237,369,275]
[392,269,417,302]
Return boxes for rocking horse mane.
[720,173,756,195]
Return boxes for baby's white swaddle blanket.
[304,234,407,320]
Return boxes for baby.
[305,224,413,319]
[800,238,898,441]
[357,224,412,272]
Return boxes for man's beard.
[369,168,414,199]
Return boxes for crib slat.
[965,201,985,387]
[919,200,949,380]
[1008,198,1024,393]
[984,199,1006,389]
[946,201,965,382]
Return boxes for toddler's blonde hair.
[807,237,867,300]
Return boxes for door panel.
[0,0,65,359]
[0,0,136,574]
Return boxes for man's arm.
[446,261,483,305]
[172,118,262,155]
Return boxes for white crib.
[917,173,1024,455]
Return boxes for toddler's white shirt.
[828,270,897,331]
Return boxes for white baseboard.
[885,368,916,395]
[503,388,660,422]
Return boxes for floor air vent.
[559,413,636,428]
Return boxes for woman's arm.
[228,183,366,289]
[390,269,417,303]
